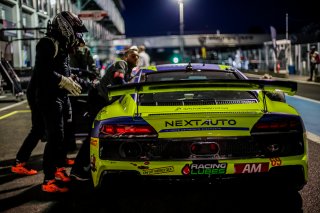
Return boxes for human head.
[51,11,88,51]
[129,45,139,52]
[138,45,146,53]
[311,45,316,52]
[124,49,139,68]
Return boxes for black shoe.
[70,170,91,181]
[40,134,47,142]
[307,78,312,81]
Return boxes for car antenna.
[186,62,193,71]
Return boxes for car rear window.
[144,70,239,82]
[139,91,258,106]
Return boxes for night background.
[121,0,319,39]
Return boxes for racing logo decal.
[142,166,174,175]
[174,106,229,111]
[90,137,98,146]
[165,119,237,127]
[181,163,227,175]
[161,119,249,133]
[270,157,282,166]
[90,154,97,172]
[234,163,269,174]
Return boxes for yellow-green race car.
[89,63,307,191]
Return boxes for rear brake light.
[100,124,158,137]
[251,114,304,133]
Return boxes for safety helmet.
[51,11,88,48]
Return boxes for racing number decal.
[270,157,282,166]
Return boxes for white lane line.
[0,100,27,112]
[307,131,320,144]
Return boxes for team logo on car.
[142,166,174,175]
[181,163,227,175]
[165,119,236,127]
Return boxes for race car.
[89,63,308,190]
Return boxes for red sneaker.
[42,179,69,193]
[65,158,75,166]
[11,162,38,175]
[55,167,71,182]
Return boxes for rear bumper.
[96,165,307,191]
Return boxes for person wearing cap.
[27,11,88,193]
[307,45,320,81]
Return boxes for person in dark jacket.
[70,49,140,181]
[307,45,320,81]
[11,67,80,177]
[29,11,87,193]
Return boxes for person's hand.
[59,75,82,96]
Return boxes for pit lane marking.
[0,110,30,120]
[0,100,27,112]
[306,132,320,144]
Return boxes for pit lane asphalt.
[0,82,320,212]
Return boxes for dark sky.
[121,0,317,37]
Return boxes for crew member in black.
[70,49,140,181]
[11,72,43,176]
[32,11,87,193]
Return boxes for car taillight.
[100,124,158,137]
[251,114,304,133]
[251,114,305,157]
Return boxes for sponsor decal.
[234,163,269,174]
[165,119,236,127]
[90,154,97,172]
[181,163,227,175]
[270,157,282,166]
[90,138,98,146]
[174,107,228,111]
[142,166,174,175]
[138,166,149,170]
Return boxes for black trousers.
[39,95,73,180]
[310,63,318,80]
[16,95,45,162]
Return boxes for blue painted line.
[286,95,320,136]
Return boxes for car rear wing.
[106,79,297,99]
